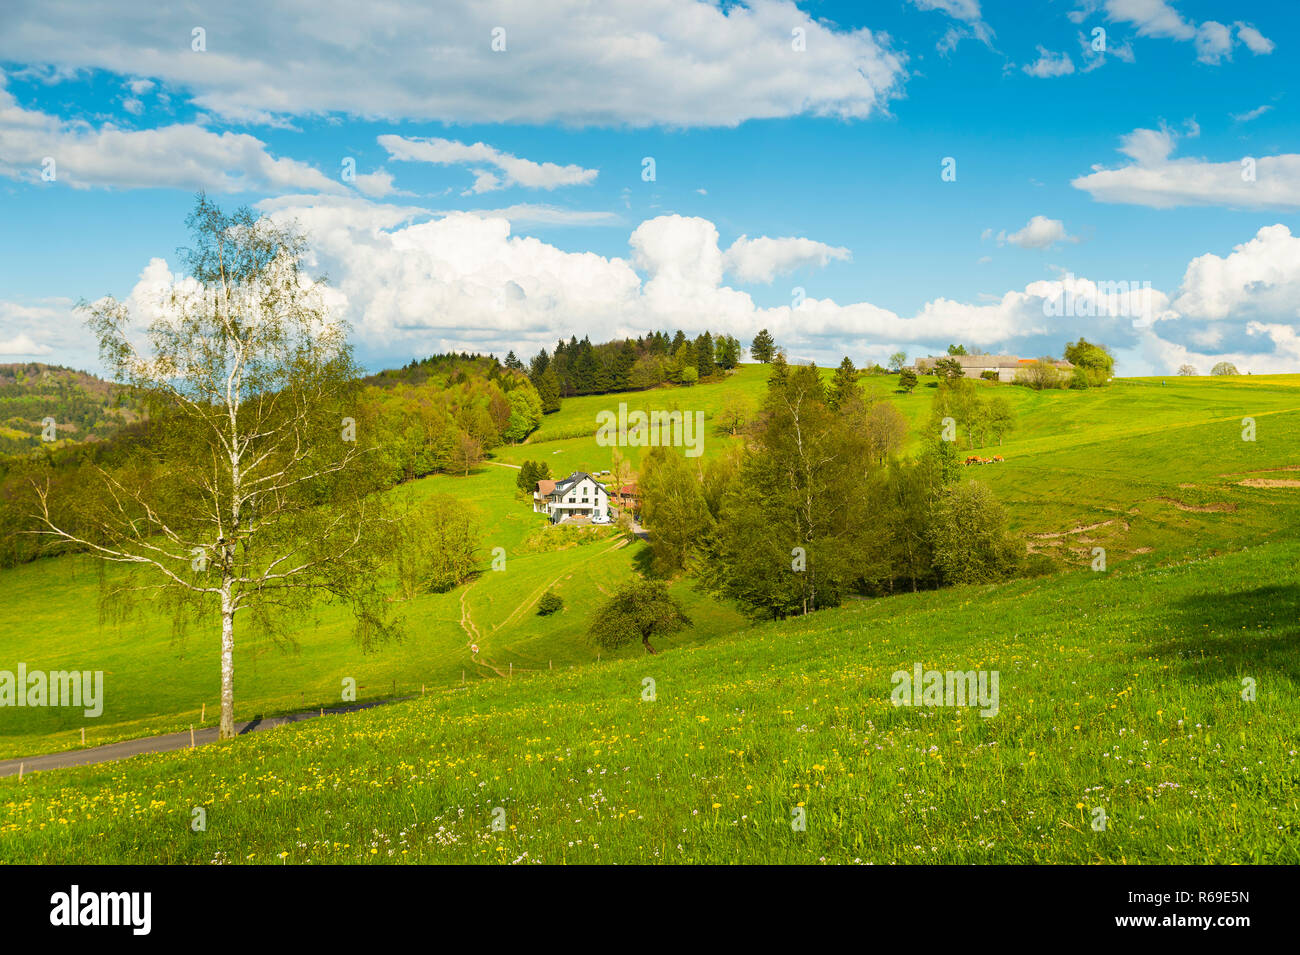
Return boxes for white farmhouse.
[533,471,610,524]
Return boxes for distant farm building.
[914,354,1074,383]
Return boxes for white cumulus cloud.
[722,234,852,283]
[1072,124,1300,209]
[378,136,599,194]
[0,0,907,128]
[0,72,344,193]
[1023,47,1075,77]
[996,216,1076,249]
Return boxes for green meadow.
[1,368,1298,863]
[2,532,1295,863]
[0,461,745,760]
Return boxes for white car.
[591,514,611,525]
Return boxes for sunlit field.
[3,531,1296,863]
[3,371,1298,764]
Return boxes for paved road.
[0,699,405,778]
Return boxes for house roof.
[536,479,556,496]
[547,471,598,497]
[917,354,1075,370]
[918,354,1019,367]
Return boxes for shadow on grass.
[1147,583,1300,683]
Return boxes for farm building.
[533,471,610,524]
[914,354,1073,382]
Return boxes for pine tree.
[696,332,716,380]
[829,356,860,410]
[767,349,789,387]
[536,364,562,413]
[751,329,775,363]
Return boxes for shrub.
[929,480,1023,585]
[1014,359,1067,390]
[537,590,563,615]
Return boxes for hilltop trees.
[828,357,861,410]
[695,332,716,379]
[714,335,741,371]
[529,352,562,413]
[1178,364,1198,376]
[359,358,543,481]
[1014,358,1067,390]
[750,329,775,363]
[32,194,401,740]
[1211,361,1240,376]
[517,330,741,400]
[1064,338,1115,387]
[889,351,907,372]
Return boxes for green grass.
[0,463,744,759]
[3,534,1296,863]
[2,370,1299,769]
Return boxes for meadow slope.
[2,370,1299,762]
[2,534,1296,863]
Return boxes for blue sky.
[1,0,1296,376]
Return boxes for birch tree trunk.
[220,583,235,739]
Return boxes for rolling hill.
[0,363,140,454]
[1,367,1298,779]
[2,526,1295,863]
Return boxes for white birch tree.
[31,195,400,739]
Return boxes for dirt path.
[458,582,509,678]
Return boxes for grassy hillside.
[2,370,1298,763]
[3,533,1295,863]
[0,362,139,453]
[0,463,744,759]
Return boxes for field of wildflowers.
[4,535,1296,864]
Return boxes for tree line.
[520,330,743,412]
[637,355,1030,619]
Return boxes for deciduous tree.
[32,195,401,740]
